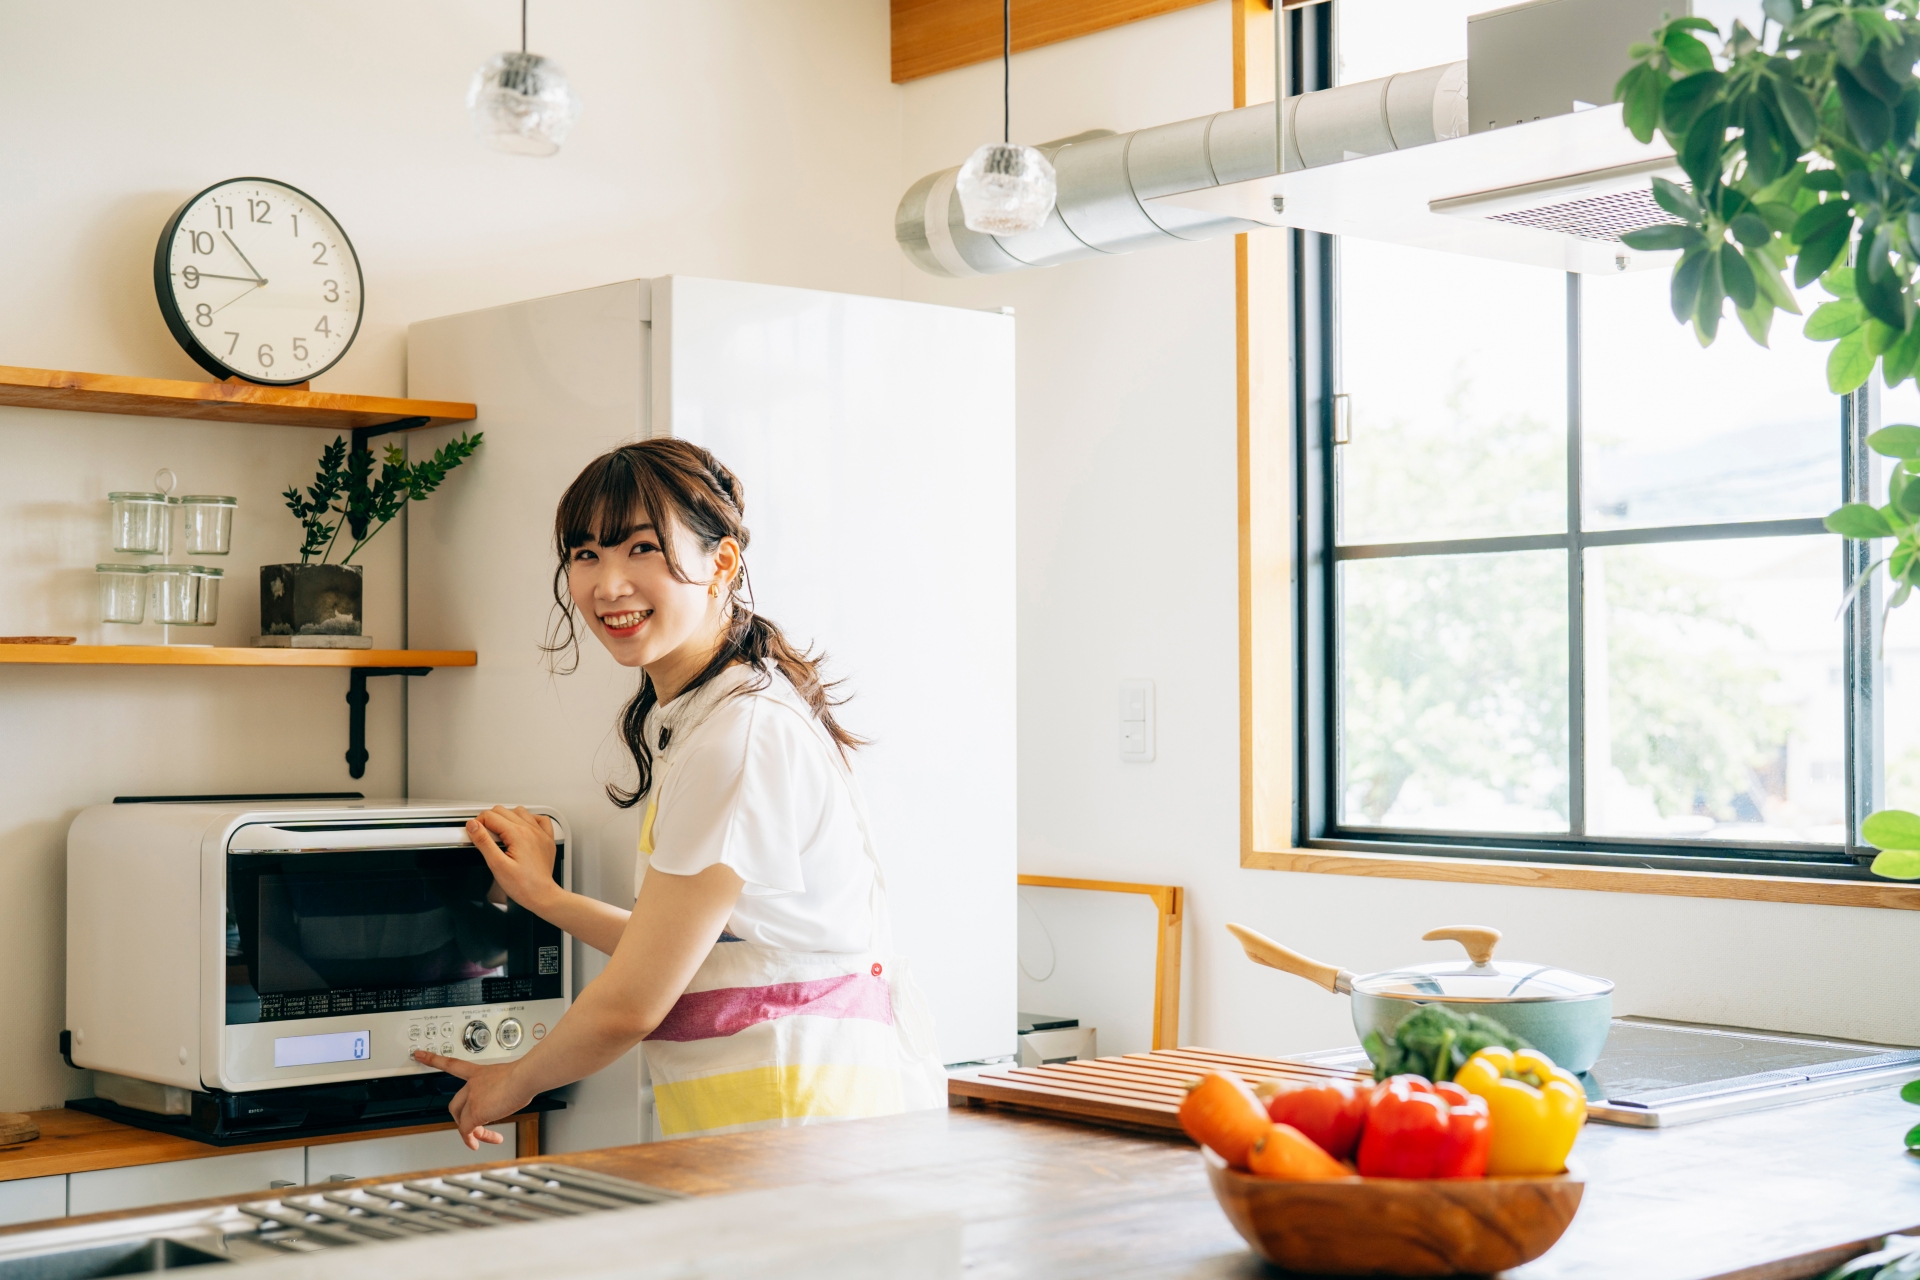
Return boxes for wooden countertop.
[7,1089,1920,1279]
[0,1109,544,1182]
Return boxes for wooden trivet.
[948,1047,1369,1134]
[0,1112,41,1144]
[0,637,75,645]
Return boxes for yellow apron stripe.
[652,1064,902,1136]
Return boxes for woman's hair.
[545,439,860,808]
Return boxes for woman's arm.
[414,859,744,1148]
[466,806,631,956]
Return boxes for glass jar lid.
[1352,959,1614,1003]
[179,495,238,505]
[150,564,195,574]
[95,563,150,573]
[107,491,167,502]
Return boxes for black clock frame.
[152,176,366,387]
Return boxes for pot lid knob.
[1422,925,1501,966]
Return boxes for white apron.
[634,669,948,1139]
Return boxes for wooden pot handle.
[1225,923,1352,994]
[1423,926,1502,966]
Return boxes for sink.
[0,1239,231,1278]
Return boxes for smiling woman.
[409,439,948,1146]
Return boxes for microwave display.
[225,846,564,1025]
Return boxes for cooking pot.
[1226,922,1614,1074]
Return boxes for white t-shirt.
[637,663,876,955]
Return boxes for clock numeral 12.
[248,199,272,224]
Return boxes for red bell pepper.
[1261,1080,1369,1160]
[1355,1075,1491,1179]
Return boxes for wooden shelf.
[0,365,474,433]
[0,646,475,668]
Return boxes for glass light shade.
[957,142,1057,235]
[467,51,582,157]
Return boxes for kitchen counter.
[6,1086,1920,1278]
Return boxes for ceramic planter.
[260,563,363,636]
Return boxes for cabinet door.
[0,1174,66,1227]
[306,1127,510,1184]
[68,1148,304,1216]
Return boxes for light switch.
[1119,678,1154,763]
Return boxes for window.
[1294,0,1886,879]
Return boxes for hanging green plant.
[1614,0,1920,391]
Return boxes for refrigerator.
[403,277,1017,1151]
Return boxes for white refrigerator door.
[650,276,1016,1067]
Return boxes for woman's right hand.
[469,806,561,913]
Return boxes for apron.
[634,667,949,1139]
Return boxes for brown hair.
[545,439,861,808]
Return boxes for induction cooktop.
[1295,1017,1920,1127]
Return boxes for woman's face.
[566,510,736,671]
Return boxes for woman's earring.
[709,580,720,600]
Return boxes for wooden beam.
[0,646,476,668]
[891,0,1218,83]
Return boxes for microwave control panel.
[406,1006,548,1059]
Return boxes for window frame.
[1287,6,1888,884]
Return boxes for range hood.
[896,0,1687,278]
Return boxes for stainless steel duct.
[896,61,1468,278]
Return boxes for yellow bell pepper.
[1454,1046,1587,1176]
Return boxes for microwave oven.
[67,799,571,1094]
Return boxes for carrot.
[1178,1071,1272,1170]
[1247,1121,1353,1181]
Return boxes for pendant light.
[956,0,1057,235]
[467,0,583,157]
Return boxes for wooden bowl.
[1203,1148,1583,1276]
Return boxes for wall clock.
[152,177,364,386]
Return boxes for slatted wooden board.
[948,1047,1370,1134]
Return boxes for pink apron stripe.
[646,972,895,1043]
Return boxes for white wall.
[0,0,902,1112]
[900,1,1920,1059]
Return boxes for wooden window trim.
[1230,3,1920,913]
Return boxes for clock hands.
[181,271,258,284]
[220,231,268,286]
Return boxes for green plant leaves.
[1871,848,1920,879]
[1730,211,1772,246]
[1721,243,1759,307]
[1870,425,1920,457]
[1805,298,1865,339]
[1863,808,1920,850]
[1672,248,1711,324]
[1829,324,1877,392]
[1793,202,1856,286]
[1827,502,1894,538]
[1837,63,1896,150]
[1903,1078,1920,1105]
[1621,224,1704,251]
[1652,175,1706,222]
[1681,102,1730,188]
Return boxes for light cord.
[521,0,527,53]
[1002,0,1010,144]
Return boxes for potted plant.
[264,432,481,639]
[1616,0,1920,878]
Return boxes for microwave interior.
[225,835,564,1026]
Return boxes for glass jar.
[180,496,237,556]
[149,565,198,625]
[97,564,149,625]
[188,565,223,626]
[109,492,169,555]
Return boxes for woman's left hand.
[412,1049,533,1150]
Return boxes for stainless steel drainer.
[224,1163,682,1256]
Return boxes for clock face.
[153,178,364,386]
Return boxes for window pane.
[1585,537,1844,843]
[1882,605,1920,821]
[1336,0,1477,84]
[1339,551,1569,833]
[1581,268,1839,530]
[1338,240,1566,544]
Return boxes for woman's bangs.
[556,454,651,552]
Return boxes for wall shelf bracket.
[346,666,429,779]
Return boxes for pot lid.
[1349,925,1614,1003]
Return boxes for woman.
[413,439,945,1147]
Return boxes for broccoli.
[1361,1004,1527,1082]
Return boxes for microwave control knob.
[462,1021,491,1053]
[496,1018,524,1050]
